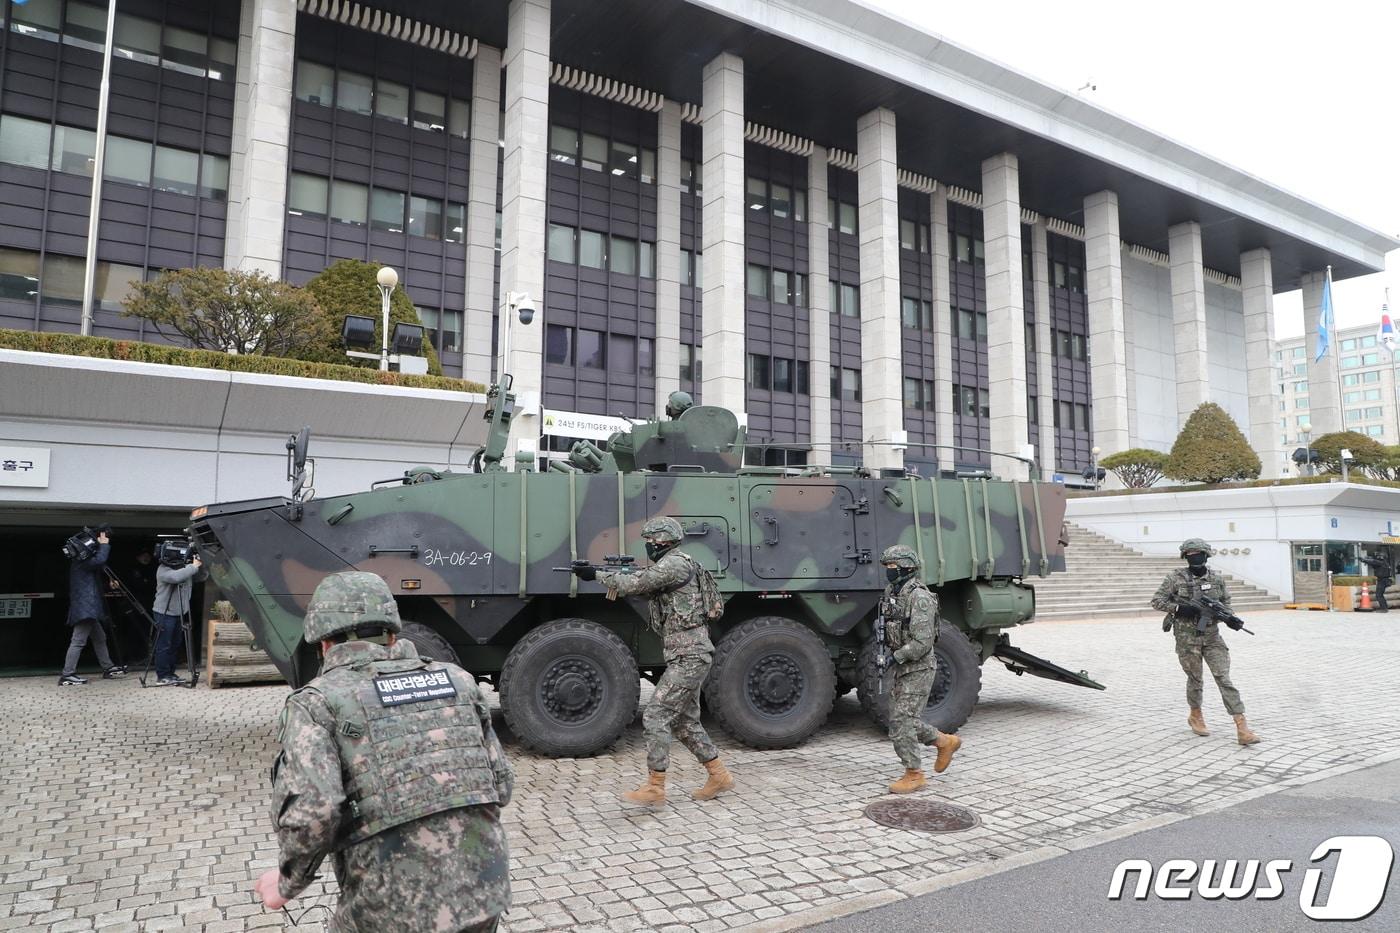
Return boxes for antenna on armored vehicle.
[476,292,537,473]
[286,426,315,517]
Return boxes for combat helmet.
[641,516,684,545]
[664,390,694,419]
[1179,538,1214,558]
[880,544,922,571]
[303,571,402,644]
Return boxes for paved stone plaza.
[3,609,1398,932]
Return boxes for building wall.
[1277,323,1398,451]
[1205,279,1249,433]
[1123,253,1176,452]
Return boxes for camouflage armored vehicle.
[191,384,1101,757]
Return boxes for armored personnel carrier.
[190,382,1101,757]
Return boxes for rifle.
[551,555,637,574]
[1179,593,1255,636]
[874,600,891,693]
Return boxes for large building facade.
[1276,324,1400,452]
[1,0,1393,481]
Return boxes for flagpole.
[1328,266,1345,437]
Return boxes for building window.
[199,154,229,200]
[1363,352,1380,365]
[1364,371,1382,384]
[295,60,335,105]
[375,78,409,124]
[1346,409,1362,423]
[747,263,769,299]
[412,90,447,132]
[1366,406,1384,419]
[1365,388,1382,401]
[407,195,443,239]
[1293,380,1309,392]
[900,219,917,251]
[577,329,605,369]
[104,136,152,187]
[444,202,466,243]
[747,353,771,390]
[747,176,767,212]
[1297,396,1309,410]
[771,269,790,304]
[39,253,85,307]
[639,337,655,376]
[0,114,52,169]
[796,360,810,395]
[545,324,573,365]
[680,344,701,382]
[329,180,368,226]
[448,99,470,139]
[369,188,405,233]
[1342,374,1359,387]
[152,145,199,196]
[52,124,97,176]
[773,357,794,393]
[578,230,606,269]
[12,0,62,40]
[610,333,636,372]
[288,173,329,217]
[549,223,577,263]
[0,248,41,302]
[335,70,374,116]
[1367,425,1385,437]
[904,376,922,409]
[1361,335,1377,348]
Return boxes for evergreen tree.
[1164,403,1261,484]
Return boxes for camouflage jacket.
[599,550,712,663]
[882,576,939,673]
[270,640,512,930]
[1150,567,1233,635]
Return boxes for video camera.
[61,524,112,562]
[157,536,197,568]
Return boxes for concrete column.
[1030,219,1056,478]
[653,101,684,416]
[224,0,296,276]
[700,53,747,415]
[807,146,833,463]
[1169,221,1210,421]
[1302,271,1341,436]
[499,0,550,455]
[930,188,954,472]
[1083,191,1131,456]
[855,108,903,471]
[463,44,502,387]
[981,154,1028,481]
[1241,248,1283,477]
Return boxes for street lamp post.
[1091,445,1102,490]
[375,266,398,372]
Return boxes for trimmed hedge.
[1067,473,1400,498]
[0,328,485,393]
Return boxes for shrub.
[1164,402,1261,484]
[1099,448,1167,488]
[1308,431,1387,476]
[299,259,443,376]
[123,267,320,356]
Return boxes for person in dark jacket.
[152,546,207,685]
[60,528,126,685]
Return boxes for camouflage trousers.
[644,653,718,772]
[1174,629,1244,715]
[889,663,940,770]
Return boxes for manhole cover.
[863,798,980,833]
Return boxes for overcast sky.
[872,0,1399,339]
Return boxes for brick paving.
[2,609,1398,932]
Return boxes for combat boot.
[1187,708,1209,736]
[621,770,666,806]
[692,756,734,800]
[889,769,926,794]
[931,733,961,773]
[1233,714,1260,746]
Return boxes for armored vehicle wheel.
[498,618,639,758]
[397,622,461,665]
[856,626,982,733]
[703,616,836,750]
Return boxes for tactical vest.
[306,654,500,848]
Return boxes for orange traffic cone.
[1360,582,1373,612]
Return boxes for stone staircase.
[1032,522,1281,620]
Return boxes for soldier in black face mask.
[1150,538,1260,745]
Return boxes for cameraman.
[152,541,206,686]
[60,526,126,686]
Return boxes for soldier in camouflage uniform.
[574,515,733,805]
[253,571,514,931]
[1150,539,1260,746]
[879,545,960,794]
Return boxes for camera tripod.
[102,567,200,688]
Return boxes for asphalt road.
[808,759,1400,933]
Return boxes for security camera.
[513,293,536,325]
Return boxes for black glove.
[571,564,597,582]
[1174,603,1200,620]
[1162,619,1172,633]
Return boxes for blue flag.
[1316,273,1334,363]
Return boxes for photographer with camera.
[59,525,126,686]
[152,539,206,686]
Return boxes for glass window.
[578,230,605,269]
[336,71,374,116]
[1362,335,1377,348]
[1075,403,1089,431]
[431,308,464,352]
[104,136,151,186]
[771,183,791,219]
[1367,425,1385,437]
[796,360,810,395]
[11,0,61,39]
[1341,338,1357,351]
[330,179,368,225]
[549,125,578,164]
[407,195,442,239]
[958,234,974,265]
[900,219,917,250]
[842,368,861,402]
[1294,380,1309,392]
[1342,356,1359,368]
[610,236,638,276]
[680,344,696,382]
[773,357,793,393]
[904,376,921,408]
[295,60,335,106]
[370,188,405,233]
[1343,374,1359,386]
[747,177,767,212]
[547,223,575,263]
[610,140,638,178]
[375,79,409,124]
[1071,333,1086,361]
[441,202,466,243]
[694,252,702,289]
[1292,363,1306,375]
[640,148,656,184]
[208,37,237,82]
[0,115,51,169]
[1028,394,1038,422]
[40,253,85,306]
[1343,392,1360,404]
[794,273,807,308]
[747,264,768,299]
[680,249,693,287]
[902,297,921,329]
[113,13,159,64]
[1365,389,1382,401]
[1067,264,1082,291]
[1367,406,1384,419]
[1052,260,1066,287]
[152,146,199,196]
[794,190,807,223]
[919,224,931,253]
[838,202,857,236]
[610,333,636,372]
[545,324,572,364]
[1297,415,1311,429]
[199,153,229,200]
[288,172,328,217]
[960,309,976,340]
[639,241,655,279]
[412,89,446,131]
[1292,346,1306,359]
[1297,397,1309,410]
[974,239,985,264]
[0,247,41,302]
[1364,352,1380,365]
[842,283,860,317]
[680,159,696,195]
[448,99,470,139]
[162,25,207,76]
[580,133,607,171]
[94,262,142,312]
[772,269,790,304]
[578,329,605,368]
[1364,370,1381,384]
[50,124,96,176]
[63,2,107,51]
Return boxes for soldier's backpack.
[678,551,725,621]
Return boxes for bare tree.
[123,267,320,356]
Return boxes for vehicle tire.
[856,625,982,733]
[397,622,461,665]
[498,618,640,758]
[702,616,836,750]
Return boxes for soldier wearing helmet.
[664,390,694,420]
[1151,539,1260,746]
[877,544,960,794]
[254,571,515,931]
[574,515,733,805]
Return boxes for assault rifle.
[873,602,891,693]
[552,555,637,575]
[1179,593,1255,636]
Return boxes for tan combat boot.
[692,756,735,800]
[621,770,666,806]
[1187,708,1210,736]
[932,733,961,773]
[1233,714,1260,746]
[889,769,926,794]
